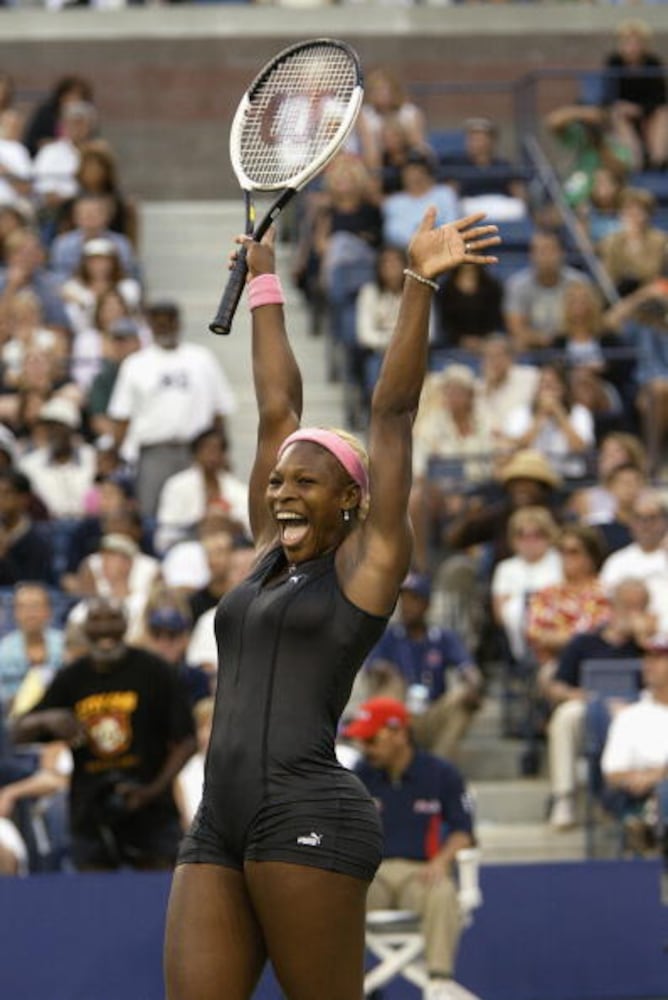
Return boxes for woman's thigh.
[164,863,267,1000]
[245,860,369,1000]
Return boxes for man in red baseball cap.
[342,696,409,742]
[342,697,478,1000]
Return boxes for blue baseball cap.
[400,572,431,600]
[148,607,191,633]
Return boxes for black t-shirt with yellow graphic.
[36,646,195,832]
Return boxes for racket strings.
[240,47,358,186]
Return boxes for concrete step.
[471,779,550,825]
[476,821,585,864]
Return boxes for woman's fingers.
[418,204,438,232]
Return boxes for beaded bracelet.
[247,273,285,310]
[403,268,439,292]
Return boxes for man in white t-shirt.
[155,427,249,555]
[476,335,539,437]
[0,111,32,207]
[19,396,96,519]
[602,635,668,854]
[600,489,668,631]
[32,101,96,206]
[107,301,236,517]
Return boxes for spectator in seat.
[356,66,429,176]
[155,426,249,556]
[68,529,162,642]
[23,74,94,158]
[107,300,236,519]
[188,529,236,625]
[0,582,64,713]
[491,506,563,665]
[544,577,652,831]
[545,104,632,213]
[409,363,495,572]
[442,116,527,214]
[503,229,590,352]
[382,150,459,252]
[354,245,406,416]
[0,110,32,209]
[525,523,611,690]
[19,395,96,519]
[501,361,595,481]
[576,166,627,245]
[0,468,54,586]
[601,633,668,854]
[32,101,98,243]
[343,696,476,1000]
[568,431,648,527]
[85,314,142,441]
[0,228,71,332]
[137,589,211,708]
[434,263,504,355]
[363,572,483,761]
[10,597,196,871]
[602,18,668,171]
[446,448,563,569]
[598,187,668,298]
[599,489,668,631]
[60,237,142,344]
[552,280,630,425]
[174,695,214,831]
[60,139,139,249]
[475,335,539,438]
[49,193,140,284]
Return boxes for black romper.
[178,547,387,881]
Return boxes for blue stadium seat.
[629,171,668,205]
[428,128,467,162]
[497,218,534,250]
[578,71,605,107]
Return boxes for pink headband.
[277,428,369,499]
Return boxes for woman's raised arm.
[342,210,500,614]
[242,231,303,544]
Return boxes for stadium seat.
[428,128,467,162]
[629,171,668,206]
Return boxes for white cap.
[39,396,81,430]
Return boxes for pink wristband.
[247,273,285,310]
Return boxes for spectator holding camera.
[10,597,196,871]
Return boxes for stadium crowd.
[0,19,667,919]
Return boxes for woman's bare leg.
[245,861,369,1000]
[164,863,267,1000]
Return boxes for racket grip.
[209,245,249,335]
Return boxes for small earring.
[342,508,351,523]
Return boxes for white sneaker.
[549,795,576,831]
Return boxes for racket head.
[229,38,364,194]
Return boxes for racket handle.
[209,245,249,335]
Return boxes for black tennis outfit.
[179,547,387,881]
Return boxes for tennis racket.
[209,38,364,336]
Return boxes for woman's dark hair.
[52,75,94,108]
[560,522,607,572]
[533,361,573,413]
[374,245,406,291]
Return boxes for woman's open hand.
[407,208,501,281]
